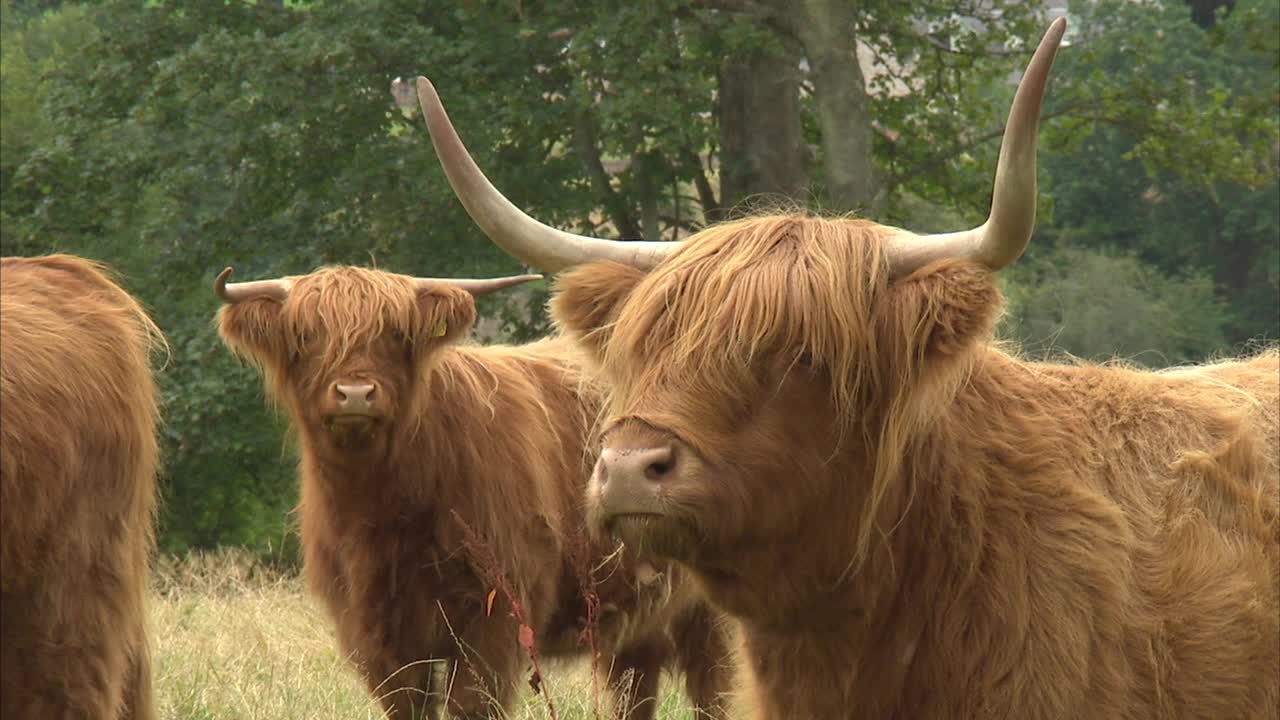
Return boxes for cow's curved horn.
[411,273,543,296]
[886,17,1067,279]
[215,267,292,304]
[408,76,679,272]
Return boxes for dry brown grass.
[149,550,698,720]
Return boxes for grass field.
[149,551,699,720]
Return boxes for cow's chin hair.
[318,417,388,454]
[607,514,703,565]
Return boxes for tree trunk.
[1185,0,1235,28]
[789,0,880,213]
[573,107,642,238]
[717,41,807,217]
[633,151,662,239]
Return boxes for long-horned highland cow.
[1,255,163,720]
[214,265,732,719]
[415,17,1280,720]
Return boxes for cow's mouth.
[323,414,381,439]
[606,513,701,562]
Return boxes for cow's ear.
[551,261,647,357]
[878,259,1003,370]
[217,300,287,366]
[415,284,476,346]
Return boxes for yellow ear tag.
[432,321,448,337]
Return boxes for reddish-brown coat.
[218,266,733,719]
[554,215,1280,720]
[1,255,163,720]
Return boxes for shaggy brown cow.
[215,265,732,719]
[1,254,163,720]
[416,17,1280,720]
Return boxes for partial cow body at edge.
[1,254,163,720]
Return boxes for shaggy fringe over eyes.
[609,214,891,419]
[268,267,466,389]
[604,213,988,572]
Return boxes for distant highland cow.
[215,265,732,719]
[1,254,163,720]
[418,17,1280,720]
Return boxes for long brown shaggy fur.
[1,255,164,720]
[553,214,1280,720]
[217,265,733,720]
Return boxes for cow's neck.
[710,486,937,717]
[737,608,928,719]
[713,358,1024,717]
[301,434,408,514]
[300,357,496,516]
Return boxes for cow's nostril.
[643,446,676,482]
[598,444,679,493]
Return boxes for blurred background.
[3,0,1276,565]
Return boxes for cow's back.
[916,349,1280,719]
[1154,349,1278,539]
[1070,349,1280,718]
[1148,350,1279,718]
[1022,349,1278,536]
[0,254,162,720]
[1186,349,1280,468]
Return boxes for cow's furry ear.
[880,259,1003,368]
[217,300,287,366]
[551,261,647,356]
[415,284,477,345]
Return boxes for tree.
[714,22,808,214]
[3,0,1268,553]
[1036,0,1279,345]
[1000,245,1232,365]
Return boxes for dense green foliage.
[2,0,1274,557]
[1031,0,1280,344]
[1000,246,1230,365]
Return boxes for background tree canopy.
[2,0,1275,559]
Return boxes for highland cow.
[416,17,1280,719]
[215,265,732,719]
[1,254,163,720]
